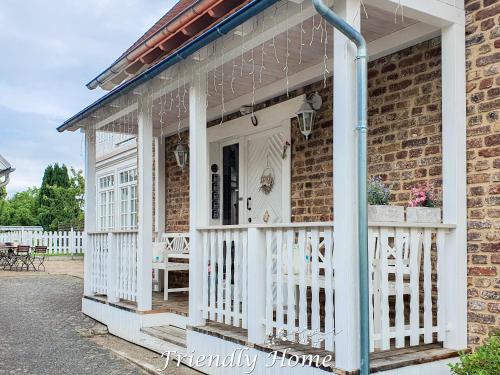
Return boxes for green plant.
[449,335,500,375]
[367,176,391,205]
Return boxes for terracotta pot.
[406,207,441,223]
[368,205,404,222]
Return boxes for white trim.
[440,20,467,350]
[365,0,464,27]
[368,23,440,61]
[333,0,361,371]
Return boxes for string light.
[299,1,305,65]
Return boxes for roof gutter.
[313,1,369,374]
[58,0,279,132]
[87,0,222,90]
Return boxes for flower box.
[368,205,404,222]
[406,207,441,223]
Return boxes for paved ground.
[0,271,197,375]
[0,256,84,279]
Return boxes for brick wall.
[465,0,500,345]
[164,130,190,232]
[367,38,443,205]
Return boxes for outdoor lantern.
[295,92,323,140]
[174,142,188,170]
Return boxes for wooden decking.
[141,325,187,348]
[189,322,462,374]
[86,291,189,316]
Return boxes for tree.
[0,188,39,226]
[0,186,6,201]
[37,168,84,231]
[38,163,73,229]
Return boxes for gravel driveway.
[0,274,145,375]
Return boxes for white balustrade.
[87,230,138,303]
[196,221,454,356]
[200,228,248,328]
[368,223,452,351]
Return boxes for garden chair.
[31,246,48,271]
[14,245,31,271]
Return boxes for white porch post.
[333,0,361,371]
[137,97,154,311]
[155,136,166,237]
[83,128,96,296]
[189,76,209,326]
[441,20,467,350]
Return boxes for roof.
[88,0,252,91]
[120,0,197,59]
[59,0,277,132]
[0,154,12,173]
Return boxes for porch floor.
[87,292,188,316]
[188,322,462,374]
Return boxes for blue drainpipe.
[312,1,369,374]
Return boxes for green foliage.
[0,164,84,231]
[449,335,500,375]
[367,176,391,205]
[0,186,6,201]
[38,167,84,231]
[0,188,39,226]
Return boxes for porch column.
[83,128,96,296]
[155,136,166,237]
[137,97,154,311]
[188,76,209,326]
[441,20,467,350]
[333,0,361,371]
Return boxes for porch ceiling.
[97,4,422,137]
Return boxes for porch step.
[140,325,187,348]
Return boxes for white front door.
[212,122,291,226]
[245,126,289,224]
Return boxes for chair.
[14,245,31,271]
[31,246,48,271]
[153,233,190,300]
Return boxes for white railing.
[86,230,138,303]
[115,232,138,302]
[368,223,451,351]
[196,221,455,355]
[263,224,335,350]
[88,232,108,295]
[0,229,84,254]
[200,228,248,328]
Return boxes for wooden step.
[141,325,187,348]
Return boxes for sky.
[0,0,176,196]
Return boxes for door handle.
[246,197,252,211]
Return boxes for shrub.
[449,335,500,375]
[367,176,391,205]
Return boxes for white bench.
[152,233,190,301]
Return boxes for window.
[119,168,138,229]
[98,175,115,230]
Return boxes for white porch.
[78,0,467,373]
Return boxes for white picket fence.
[0,229,84,255]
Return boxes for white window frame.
[118,167,138,230]
[97,174,115,230]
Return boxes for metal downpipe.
[312,1,369,374]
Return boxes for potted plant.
[407,182,441,223]
[368,177,404,222]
